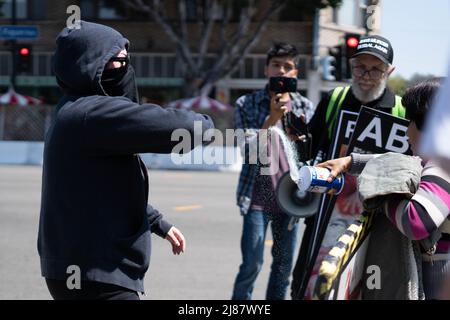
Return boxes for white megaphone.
[275,171,321,219]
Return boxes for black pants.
[45,278,140,300]
[291,216,314,300]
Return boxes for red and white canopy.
[167,95,231,111]
[0,87,42,106]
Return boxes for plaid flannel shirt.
[233,87,315,215]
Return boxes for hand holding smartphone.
[269,76,298,94]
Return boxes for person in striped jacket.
[318,78,449,299]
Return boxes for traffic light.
[344,33,360,79]
[320,55,336,81]
[321,45,345,81]
[345,33,360,58]
[15,45,33,74]
[328,45,343,81]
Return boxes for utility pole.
[306,8,321,106]
[10,0,17,89]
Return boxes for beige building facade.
[0,0,382,106]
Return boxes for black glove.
[284,111,311,163]
[296,134,312,163]
[285,111,308,136]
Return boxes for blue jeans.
[232,209,299,300]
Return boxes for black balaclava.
[53,21,139,102]
[101,56,139,103]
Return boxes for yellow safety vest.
[325,86,405,139]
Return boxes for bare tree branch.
[220,0,255,56]
[123,0,198,75]
[208,0,256,83]
[121,0,174,43]
[178,0,188,46]
[219,0,231,45]
[124,0,151,12]
[196,0,216,70]
[223,0,288,78]
[122,0,307,97]
[149,0,197,73]
[201,0,288,93]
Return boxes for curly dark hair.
[402,78,443,130]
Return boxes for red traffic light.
[19,47,30,56]
[16,45,33,73]
[346,37,359,48]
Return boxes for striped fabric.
[385,161,450,254]
[348,155,450,299]
[167,95,231,111]
[0,87,42,106]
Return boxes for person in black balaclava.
[38,21,214,300]
[100,47,139,102]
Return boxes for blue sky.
[381,0,450,79]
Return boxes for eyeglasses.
[351,65,386,80]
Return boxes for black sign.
[329,110,359,159]
[348,106,410,155]
[312,110,359,253]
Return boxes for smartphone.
[269,76,298,93]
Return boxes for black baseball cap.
[351,35,394,65]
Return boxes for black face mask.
[101,59,139,103]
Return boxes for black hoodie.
[38,21,214,293]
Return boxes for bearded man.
[290,35,405,299]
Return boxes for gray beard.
[351,78,388,104]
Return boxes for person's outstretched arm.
[320,155,450,241]
[316,153,378,182]
[82,96,214,155]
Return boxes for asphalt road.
[0,165,304,300]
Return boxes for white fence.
[0,141,242,172]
